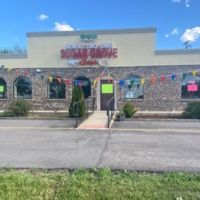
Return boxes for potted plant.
[116,111,125,121]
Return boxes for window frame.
[47,76,66,99]
[0,78,7,99]
[181,75,200,99]
[13,77,32,99]
[123,75,144,99]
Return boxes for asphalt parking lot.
[0,119,200,172]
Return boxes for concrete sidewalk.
[78,111,108,129]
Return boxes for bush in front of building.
[182,101,200,119]
[123,102,137,118]
[68,85,86,118]
[8,99,32,116]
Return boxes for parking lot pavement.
[0,119,76,128]
[1,119,200,172]
[112,119,200,131]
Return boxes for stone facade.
[0,64,199,111]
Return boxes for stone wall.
[0,65,199,111]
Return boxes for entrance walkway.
[78,111,108,129]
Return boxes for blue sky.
[0,0,200,50]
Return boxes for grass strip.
[0,168,200,200]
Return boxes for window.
[123,75,143,99]
[14,77,32,99]
[182,75,200,99]
[74,76,91,99]
[0,78,7,99]
[48,77,66,99]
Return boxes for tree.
[68,85,86,118]
[0,44,27,54]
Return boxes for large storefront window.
[0,78,7,99]
[48,77,66,99]
[182,75,200,99]
[124,75,143,99]
[14,77,32,99]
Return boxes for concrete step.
[78,111,108,129]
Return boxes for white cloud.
[171,28,180,35]
[165,34,170,38]
[185,0,190,7]
[180,27,200,42]
[39,14,48,21]
[54,22,74,31]
[165,28,181,38]
[171,0,191,7]
[172,0,181,3]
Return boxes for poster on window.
[102,84,113,93]
[187,85,198,91]
[0,86,4,92]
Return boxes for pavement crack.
[96,129,112,168]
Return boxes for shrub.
[68,85,86,118]
[8,99,32,116]
[123,102,137,118]
[182,101,200,119]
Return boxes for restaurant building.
[0,27,200,111]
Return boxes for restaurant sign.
[60,35,118,66]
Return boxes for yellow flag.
[49,77,53,82]
[192,70,197,76]
[8,68,13,71]
[141,78,145,85]
[93,80,97,86]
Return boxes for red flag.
[66,79,70,85]
[161,76,166,83]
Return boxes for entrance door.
[100,80,114,110]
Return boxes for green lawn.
[0,168,200,200]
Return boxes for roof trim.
[155,49,200,55]
[0,54,27,59]
[27,27,157,37]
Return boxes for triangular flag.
[101,72,105,77]
[93,80,97,86]
[161,76,166,83]
[182,73,187,80]
[66,79,70,85]
[84,81,89,86]
[40,75,44,80]
[49,77,53,82]
[97,77,100,82]
[130,80,135,86]
[32,73,37,76]
[78,81,85,86]
[108,73,112,83]
[119,80,125,87]
[171,74,176,81]
[23,71,28,76]
[128,85,132,90]
[141,78,145,85]
[75,80,79,85]
[15,69,20,73]
[151,77,156,85]
[192,70,197,76]
[8,68,13,71]
[57,78,62,84]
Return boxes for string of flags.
[0,64,199,87]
